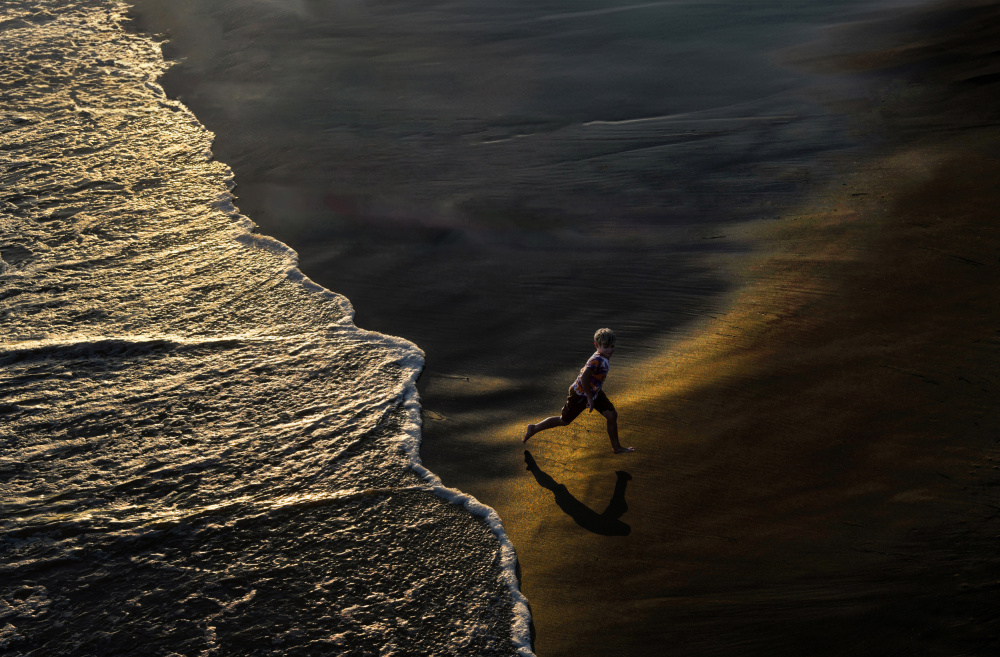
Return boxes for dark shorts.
[560,390,615,424]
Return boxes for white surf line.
[10,486,437,531]
[0,332,291,353]
[96,3,534,652]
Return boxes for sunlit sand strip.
[614,147,941,421]
[457,146,937,464]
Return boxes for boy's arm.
[579,369,595,411]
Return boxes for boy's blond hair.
[594,328,616,347]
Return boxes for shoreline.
[116,6,538,655]
[122,0,1000,654]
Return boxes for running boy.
[523,328,635,453]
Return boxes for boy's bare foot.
[613,446,635,454]
[523,424,536,444]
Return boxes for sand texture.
[424,2,1000,654]
[125,0,1000,654]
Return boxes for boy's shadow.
[524,450,631,536]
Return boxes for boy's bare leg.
[523,416,566,443]
[602,409,634,453]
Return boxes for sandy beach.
[479,2,1000,654]
[423,2,1000,654]
[126,0,1000,654]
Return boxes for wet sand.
[420,1,1000,655]
[128,0,1000,654]
[502,2,1000,654]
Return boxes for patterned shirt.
[571,352,610,397]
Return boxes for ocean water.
[0,2,528,655]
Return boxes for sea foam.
[0,1,533,654]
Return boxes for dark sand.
[128,1,1000,654]
[497,3,1000,654]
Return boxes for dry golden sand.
[431,2,1000,655]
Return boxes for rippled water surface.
[0,2,529,654]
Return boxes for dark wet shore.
[126,1,1000,654]
[497,2,1000,654]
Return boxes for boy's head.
[594,328,616,356]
